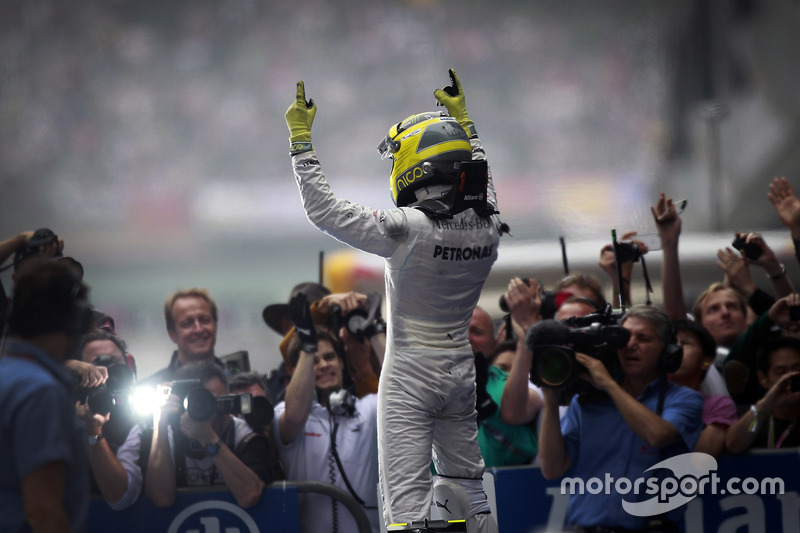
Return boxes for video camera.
[525,311,630,397]
[167,380,253,422]
[498,278,564,320]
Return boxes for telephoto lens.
[532,346,575,388]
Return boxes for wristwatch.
[88,433,105,446]
[204,439,222,457]
[768,263,787,280]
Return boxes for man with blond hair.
[692,282,749,352]
[142,288,227,385]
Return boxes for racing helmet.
[377,111,472,207]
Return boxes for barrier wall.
[88,450,800,533]
[88,484,301,533]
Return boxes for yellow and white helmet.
[377,111,472,207]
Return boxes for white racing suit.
[292,138,501,533]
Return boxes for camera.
[615,241,644,263]
[732,235,762,261]
[331,292,385,340]
[525,316,630,395]
[75,355,135,416]
[168,379,253,422]
[499,278,560,320]
[20,228,60,259]
[790,305,800,323]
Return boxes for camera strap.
[647,375,679,532]
[639,256,654,306]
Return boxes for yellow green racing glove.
[434,68,477,139]
[285,80,316,155]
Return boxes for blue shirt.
[0,339,89,533]
[561,379,703,530]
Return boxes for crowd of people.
[3,68,800,533]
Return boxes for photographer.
[112,362,273,510]
[275,293,380,533]
[537,305,703,532]
[278,291,386,398]
[74,330,140,502]
[726,335,800,453]
[0,258,92,532]
[143,362,271,508]
[499,280,598,431]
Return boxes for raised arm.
[768,177,800,241]
[144,392,180,507]
[537,387,571,480]
[598,231,640,309]
[652,193,686,321]
[499,279,543,425]
[433,68,496,206]
[278,293,318,445]
[285,81,407,258]
[76,403,130,504]
[739,232,795,299]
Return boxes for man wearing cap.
[263,281,331,337]
[274,289,385,399]
[261,282,331,403]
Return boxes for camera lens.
[87,386,116,416]
[184,387,217,421]
[534,347,574,387]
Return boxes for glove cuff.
[289,140,314,155]
[459,117,477,139]
[301,342,318,354]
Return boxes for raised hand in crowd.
[768,177,800,240]
[767,293,800,333]
[598,230,643,308]
[652,193,686,320]
[716,231,793,309]
[503,277,542,331]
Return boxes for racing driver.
[284,69,504,533]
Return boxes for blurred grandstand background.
[2,0,799,377]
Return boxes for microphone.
[525,319,570,352]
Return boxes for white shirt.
[273,393,380,533]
